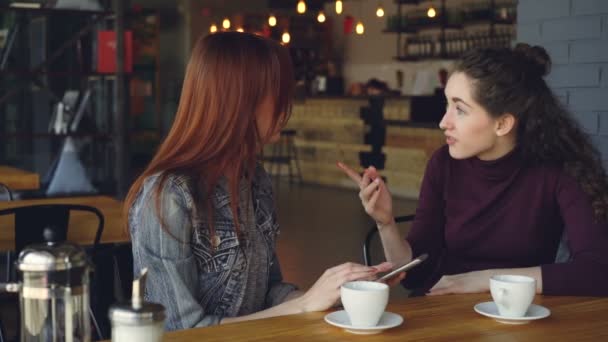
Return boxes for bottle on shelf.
[410,36,419,58]
[434,34,442,58]
[402,36,409,58]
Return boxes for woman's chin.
[447,145,473,160]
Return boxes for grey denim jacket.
[129,165,297,331]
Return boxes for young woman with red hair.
[125,32,393,331]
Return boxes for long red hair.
[125,32,294,238]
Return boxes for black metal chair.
[0,184,13,202]
[0,204,105,341]
[363,215,415,266]
[262,129,303,184]
[0,318,5,342]
[0,204,104,262]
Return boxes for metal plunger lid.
[109,268,165,326]
[17,226,89,272]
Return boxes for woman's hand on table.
[427,270,491,296]
[337,162,394,226]
[299,261,393,312]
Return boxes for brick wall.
[517,0,608,167]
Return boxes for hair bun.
[514,43,551,77]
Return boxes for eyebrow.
[451,97,472,109]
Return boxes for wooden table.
[0,166,40,190]
[161,294,608,341]
[0,196,129,250]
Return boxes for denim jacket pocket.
[192,221,240,273]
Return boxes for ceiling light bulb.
[268,15,277,27]
[297,0,306,14]
[335,0,343,15]
[355,21,364,35]
[317,11,326,23]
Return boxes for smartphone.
[376,253,429,282]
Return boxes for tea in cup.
[490,275,536,317]
[340,281,389,327]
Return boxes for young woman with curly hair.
[340,43,608,297]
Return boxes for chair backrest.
[0,183,13,201]
[0,204,104,255]
[363,215,415,266]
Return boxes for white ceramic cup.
[340,281,389,327]
[490,275,536,317]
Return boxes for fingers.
[386,272,406,287]
[361,171,371,190]
[327,262,376,276]
[332,263,379,284]
[343,270,379,283]
[337,162,362,183]
[360,178,378,201]
[365,166,379,181]
[366,182,381,213]
[372,261,394,273]
[427,288,452,296]
[428,277,451,295]
[337,162,381,186]
[335,262,377,275]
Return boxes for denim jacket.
[129,165,297,331]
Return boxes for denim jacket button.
[212,235,221,248]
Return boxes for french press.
[1,227,92,342]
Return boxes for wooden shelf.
[393,55,455,62]
[387,0,516,63]
[395,0,422,4]
[383,28,418,34]
[385,19,514,34]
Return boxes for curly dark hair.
[455,43,608,222]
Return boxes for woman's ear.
[495,113,516,137]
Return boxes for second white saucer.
[474,301,551,324]
[324,310,404,334]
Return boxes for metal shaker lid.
[17,226,89,272]
[109,302,166,326]
[110,268,166,326]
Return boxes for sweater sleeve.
[403,147,447,290]
[541,172,608,296]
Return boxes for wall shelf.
[393,55,454,62]
[0,1,130,196]
[386,0,517,62]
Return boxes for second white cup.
[490,275,536,317]
[340,281,389,327]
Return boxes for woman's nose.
[439,111,451,130]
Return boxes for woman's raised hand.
[337,162,395,226]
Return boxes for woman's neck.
[477,136,517,161]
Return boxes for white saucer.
[474,302,551,324]
[324,310,403,334]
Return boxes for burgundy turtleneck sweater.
[403,145,608,296]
